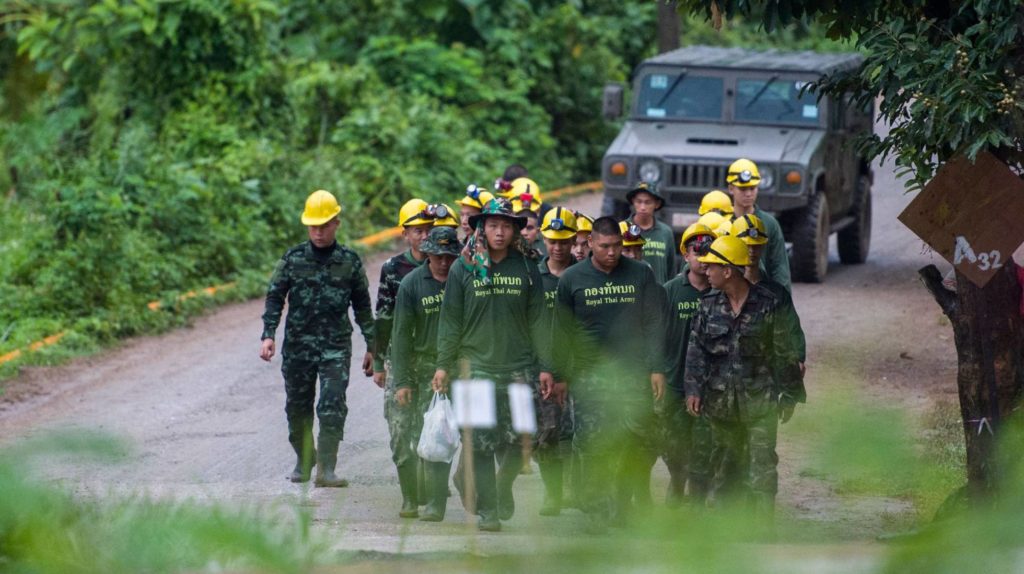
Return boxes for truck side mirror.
[602,83,624,120]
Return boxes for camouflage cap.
[468,197,527,230]
[420,226,462,257]
[625,181,665,211]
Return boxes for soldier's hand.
[552,382,568,406]
[779,403,796,424]
[539,372,555,399]
[651,373,666,401]
[395,388,412,407]
[431,369,449,394]
[372,370,386,389]
[362,352,374,377]
[686,396,701,416]
[259,338,275,362]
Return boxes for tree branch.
[920,264,958,319]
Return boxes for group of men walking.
[260,159,807,532]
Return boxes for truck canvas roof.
[643,45,862,75]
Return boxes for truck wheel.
[600,193,631,220]
[790,191,830,283]
[838,175,872,264]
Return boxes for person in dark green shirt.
[660,223,716,505]
[552,216,667,530]
[431,198,551,532]
[390,226,459,522]
[727,158,792,290]
[260,190,375,487]
[625,182,678,283]
[535,207,578,516]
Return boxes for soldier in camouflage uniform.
[375,199,434,514]
[684,235,805,516]
[391,226,460,521]
[432,198,550,532]
[260,190,375,487]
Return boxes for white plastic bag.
[417,392,461,463]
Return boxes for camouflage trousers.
[659,390,713,502]
[571,375,657,518]
[281,346,351,451]
[383,361,436,467]
[704,388,779,511]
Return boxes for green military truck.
[600,45,873,282]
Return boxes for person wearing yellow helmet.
[534,207,578,516]
[732,214,807,371]
[494,164,529,196]
[552,216,667,530]
[684,235,805,517]
[624,182,677,284]
[714,219,733,238]
[572,211,595,262]
[513,192,546,257]
[660,222,715,505]
[375,198,437,514]
[432,203,459,228]
[696,211,727,233]
[260,189,375,487]
[619,220,647,261]
[726,158,791,291]
[457,184,495,240]
[699,190,734,217]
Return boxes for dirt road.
[0,164,962,558]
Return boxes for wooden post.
[920,263,1024,502]
[657,1,680,54]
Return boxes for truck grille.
[667,161,731,190]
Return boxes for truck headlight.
[759,166,775,189]
[638,160,661,184]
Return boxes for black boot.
[538,452,563,517]
[495,444,522,521]
[288,420,315,483]
[314,437,349,488]
[419,461,451,522]
[397,462,419,518]
[474,452,501,532]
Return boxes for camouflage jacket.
[683,283,804,406]
[373,250,424,371]
[261,241,374,357]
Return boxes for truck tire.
[790,191,829,283]
[600,193,631,220]
[838,175,872,264]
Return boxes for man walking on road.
[260,189,375,487]
[624,183,677,283]
[553,217,667,530]
[726,159,791,291]
[432,198,551,532]
[390,226,460,521]
[684,235,805,517]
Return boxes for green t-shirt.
[436,250,548,374]
[663,268,707,395]
[553,256,667,383]
[753,207,791,291]
[759,279,806,362]
[391,264,447,390]
[627,216,678,284]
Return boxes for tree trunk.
[657,1,680,54]
[920,263,1024,502]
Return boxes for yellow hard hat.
[575,212,594,234]
[433,203,459,227]
[398,198,431,227]
[714,219,733,237]
[512,192,541,214]
[730,213,768,245]
[699,190,734,215]
[508,177,542,201]
[456,184,495,210]
[301,190,342,226]
[697,211,727,231]
[679,223,717,254]
[726,158,761,188]
[698,235,752,267]
[619,221,646,247]
[540,207,578,240]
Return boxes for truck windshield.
[635,73,723,120]
[735,78,821,125]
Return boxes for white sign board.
[451,379,496,429]
[508,383,537,435]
